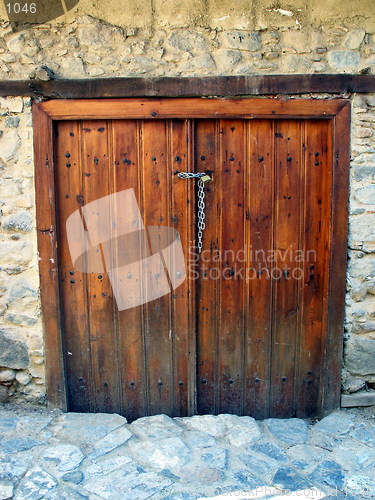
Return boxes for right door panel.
[195,118,331,419]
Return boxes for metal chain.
[196,178,206,253]
[177,172,207,253]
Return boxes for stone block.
[168,30,210,53]
[2,211,33,232]
[349,213,375,243]
[344,29,366,49]
[213,49,242,69]
[0,329,29,369]
[224,31,261,52]
[0,369,15,383]
[0,130,21,162]
[354,185,375,205]
[0,385,8,403]
[0,98,23,113]
[5,313,37,327]
[327,50,360,71]
[0,241,33,266]
[341,390,375,407]
[8,278,38,302]
[346,334,375,376]
[178,54,216,72]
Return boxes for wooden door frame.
[33,97,350,416]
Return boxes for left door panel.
[55,119,195,421]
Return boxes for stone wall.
[0,1,374,407]
[0,96,45,404]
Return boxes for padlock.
[200,175,212,184]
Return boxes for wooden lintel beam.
[0,74,374,99]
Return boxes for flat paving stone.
[287,444,328,463]
[0,406,373,499]
[0,418,18,432]
[0,437,43,454]
[273,466,313,491]
[131,436,191,469]
[16,415,53,436]
[0,455,30,481]
[14,467,58,500]
[313,411,355,438]
[250,441,289,463]
[51,413,127,446]
[201,448,229,469]
[237,451,279,480]
[85,455,132,476]
[176,415,227,438]
[308,460,346,491]
[43,486,88,499]
[331,440,375,471]
[183,430,217,449]
[345,474,375,499]
[89,425,132,459]
[0,481,13,500]
[130,414,183,440]
[82,463,173,499]
[230,469,268,489]
[264,418,308,445]
[175,465,223,486]
[350,425,375,446]
[225,416,261,447]
[42,444,85,472]
[61,470,84,485]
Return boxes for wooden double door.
[45,99,349,421]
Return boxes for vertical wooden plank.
[81,120,120,414]
[244,120,274,419]
[110,120,147,421]
[217,119,246,414]
[55,120,92,412]
[323,104,350,416]
[270,120,303,418]
[170,119,194,416]
[296,120,332,417]
[195,119,220,414]
[140,120,174,416]
[33,104,67,410]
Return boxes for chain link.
[177,172,208,253]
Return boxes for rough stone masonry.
[0,0,374,406]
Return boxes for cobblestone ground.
[0,405,374,500]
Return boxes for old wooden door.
[36,98,349,421]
